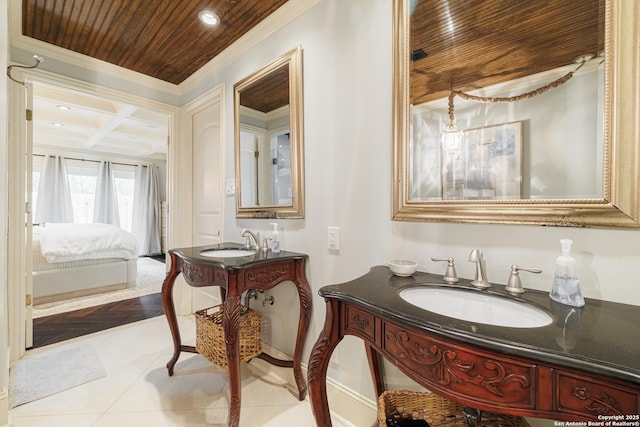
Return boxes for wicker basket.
[378,390,530,427]
[195,305,262,370]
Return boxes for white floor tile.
[92,408,230,427]
[9,315,355,427]
[9,413,103,427]
[109,353,227,412]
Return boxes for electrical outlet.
[328,226,340,250]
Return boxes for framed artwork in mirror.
[442,122,522,200]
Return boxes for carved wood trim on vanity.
[556,370,638,419]
[244,260,295,289]
[178,258,228,287]
[382,319,535,408]
[336,303,640,421]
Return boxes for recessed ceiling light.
[56,104,71,111]
[198,10,219,26]
[52,122,64,127]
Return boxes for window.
[113,166,135,231]
[66,159,97,225]
[32,156,137,232]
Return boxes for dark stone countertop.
[319,265,640,386]
[168,242,307,269]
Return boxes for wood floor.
[32,292,165,348]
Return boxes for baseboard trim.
[0,390,9,427]
[248,344,377,427]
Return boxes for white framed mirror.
[392,0,640,227]
[234,46,304,219]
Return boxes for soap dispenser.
[270,222,281,253]
[549,239,585,307]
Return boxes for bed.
[32,223,138,304]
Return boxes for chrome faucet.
[431,256,459,283]
[505,265,542,294]
[468,249,491,288]
[240,229,260,250]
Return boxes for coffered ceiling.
[32,83,170,160]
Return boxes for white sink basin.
[200,249,255,258]
[399,286,553,328]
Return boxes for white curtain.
[132,164,161,255]
[93,161,120,226]
[34,155,74,223]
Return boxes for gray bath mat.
[9,345,106,408]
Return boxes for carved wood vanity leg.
[308,299,343,427]
[293,260,313,400]
[161,253,182,376]
[223,293,243,427]
[365,342,385,399]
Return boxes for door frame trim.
[7,70,180,359]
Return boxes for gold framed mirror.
[392,0,640,227]
[234,46,304,219]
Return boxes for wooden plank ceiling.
[240,64,289,113]
[22,0,289,84]
[411,0,605,105]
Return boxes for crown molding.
[8,0,179,97]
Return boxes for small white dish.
[388,260,418,276]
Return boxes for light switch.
[225,178,235,196]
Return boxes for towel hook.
[7,54,44,86]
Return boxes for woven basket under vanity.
[378,390,530,427]
[195,304,262,370]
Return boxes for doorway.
[10,75,179,353]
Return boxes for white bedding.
[37,223,138,263]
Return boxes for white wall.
[0,1,10,424]
[182,0,640,404]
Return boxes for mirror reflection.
[408,0,604,202]
[234,46,304,218]
[238,64,291,207]
[392,0,640,227]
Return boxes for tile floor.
[9,315,352,427]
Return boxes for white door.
[25,82,34,349]
[7,71,33,356]
[185,89,225,312]
[192,103,223,246]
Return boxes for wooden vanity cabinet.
[308,267,640,427]
[553,370,640,420]
[162,245,312,427]
[341,303,640,421]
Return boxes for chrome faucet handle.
[240,229,260,249]
[505,264,542,294]
[468,249,491,288]
[431,257,459,283]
